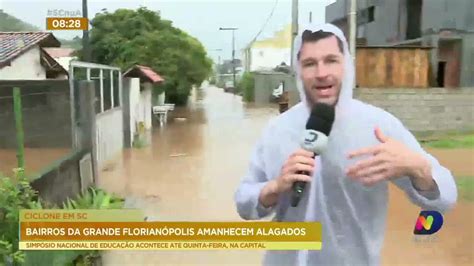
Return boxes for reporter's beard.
[304,89,340,109]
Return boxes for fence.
[0,80,72,177]
[0,80,97,205]
[69,61,123,169]
[356,46,432,88]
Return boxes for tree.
[84,7,213,105]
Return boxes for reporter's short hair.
[297,30,344,60]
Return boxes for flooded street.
[99,85,473,265]
[100,86,277,265]
[0,148,70,177]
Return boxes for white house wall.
[140,83,153,130]
[129,79,153,132]
[250,47,291,71]
[0,46,46,80]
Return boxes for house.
[326,0,474,87]
[242,24,292,72]
[43,47,77,72]
[0,32,68,80]
[122,65,164,147]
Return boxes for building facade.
[326,0,474,87]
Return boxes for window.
[368,6,375,23]
[103,70,112,111]
[113,70,120,108]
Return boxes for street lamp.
[219,27,238,88]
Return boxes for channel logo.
[413,210,443,235]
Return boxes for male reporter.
[234,24,457,266]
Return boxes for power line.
[248,0,279,46]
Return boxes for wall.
[0,80,71,148]
[122,78,153,148]
[31,150,92,205]
[422,0,474,32]
[354,88,474,133]
[0,47,46,80]
[438,40,462,87]
[140,83,153,130]
[326,0,474,44]
[95,108,123,169]
[250,48,291,71]
[254,72,295,104]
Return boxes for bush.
[237,72,255,102]
[209,76,217,85]
[0,169,42,265]
[0,169,124,266]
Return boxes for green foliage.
[132,134,148,149]
[59,36,83,50]
[238,72,255,102]
[84,7,213,105]
[0,169,42,265]
[422,134,474,149]
[24,250,95,266]
[0,11,40,31]
[62,187,124,210]
[1,168,123,265]
[209,76,217,85]
[456,176,474,201]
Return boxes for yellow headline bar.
[19,241,322,250]
[20,209,144,222]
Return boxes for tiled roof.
[44,47,75,58]
[0,32,60,68]
[123,64,165,83]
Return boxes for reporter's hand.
[274,149,315,194]
[259,149,315,208]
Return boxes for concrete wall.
[354,88,474,133]
[0,80,71,148]
[422,0,474,32]
[0,47,46,80]
[140,83,153,130]
[326,0,474,43]
[95,108,123,169]
[254,72,295,104]
[122,78,153,148]
[31,150,93,206]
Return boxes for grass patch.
[421,134,474,149]
[456,176,474,201]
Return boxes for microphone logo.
[304,131,318,143]
[301,130,328,154]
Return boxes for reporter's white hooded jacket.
[234,23,457,266]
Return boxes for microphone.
[291,103,335,207]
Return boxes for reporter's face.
[298,36,344,107]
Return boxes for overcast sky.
[1,0,335,61]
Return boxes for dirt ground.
[382,148,474,266]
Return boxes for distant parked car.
[224,81,235,93]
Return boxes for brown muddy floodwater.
[99,86,473,266]
[0,148,70,177]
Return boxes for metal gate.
[69,61,123,169]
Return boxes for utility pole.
[210,48,223,84]
[82,0,91,62]
[290,0,298,69]
[349,0,357,62]
[219,27,238,87]
[309,11,312,23]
